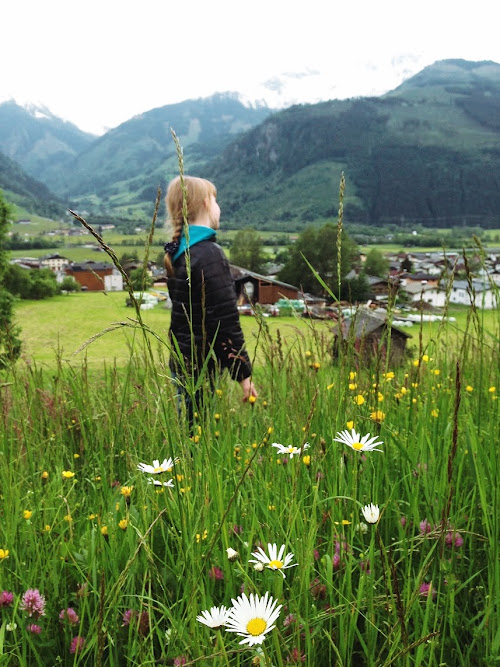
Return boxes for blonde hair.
[164,176,217,276]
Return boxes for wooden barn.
[333,308,412,365]
[229,265,300,305]
[65,262,123,291]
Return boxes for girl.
[164,176,257,423]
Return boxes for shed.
[229,265,300,305]
[333,308,412,365]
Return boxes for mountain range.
[0,59,499,230]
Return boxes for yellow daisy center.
[352,442,364,450]
[153,466,163,473]
[268,559,284,569]
[246,617,267,636]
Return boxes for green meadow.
[0,286,498,665]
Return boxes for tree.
[129,268,154,291]
[278,223,359,297]
[60,276,82,293]
[362,248,389,278]
[0,191,22,367]
[229,228,266,273]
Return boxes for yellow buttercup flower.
[370,410,386,423]
[101,526,108,536]
[62,470,75,479]
[248,395,257,404]
[120,486,134,497]
[349,371,357,381]
[302,455,311,466]
[348,383,357,390]
[327,383,334,390]
[354,394,365,406]
[0,549,9,559]
[431,409,439,417]
[23,510,32,520]
[118,519,128,531]
[346,420,354,429]
[466,385,473,392]
[41,471,49,480]
[489,386,496,393]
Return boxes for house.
[333,308,412,365]
[229,265,300,305]
[65,262,123,291]
[448,279,497,309]
[400,283,447,308]
[39,254,70,272]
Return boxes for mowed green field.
[14,291,498,370]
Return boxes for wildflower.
[361,503,380,524]
[370,410,386,423]
[225,592,282,646]
[147,477,174,487]
[383,371,395,380]
[0,591,14,607]
[173,657,187,667]
[305,350,312,358]
[101,526,109,537]
[59,608,80,625]
[62,471,75,479]
[327,383,334,390]
[349,371,357,380]
[355,522,368,533]
[118,519,128,531]
[431,409,439,417]
[333,428,383,453]
[0,549,9,560]
[196,605,231,629]
[41,471,49,480]
[334,519,352,526]
[348,383,357,391]
[445,531,464,548]
[226,547,239,562]
[249,543,298,578]
[419,582,436,599]
[208,566,224,580]
[196,529,208,543]
[248,395,257,404]
[214,413,221,421]
[489,386,496,393]
[346,420,354,429]
[433,369,440,375]
[44,525,51,532]
[419,519,433,535]
[70,636,86,654]
[312,362,320,371]
[64,514,72,523]
[215,389,223,397]
[20,589,46,618]
[271,442,310,459]
[6,623,17,632]
[23,510,32,520]
[253,561,265,571]
[120,486,134,497]
[466,385,473,392]
[137,457,178,474]
[302,455,311,466]
[27,624,42,634]
[353,394,365,405]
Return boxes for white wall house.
[448,280,497,309]
[104,270,123,292]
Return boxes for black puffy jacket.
[167,238,252,382]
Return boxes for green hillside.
[206,60,500,229]
[0,151,65,219]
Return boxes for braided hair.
[164,175,217,276]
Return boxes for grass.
[1,293,499,665]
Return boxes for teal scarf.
[173,226,216,263]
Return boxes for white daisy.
[226,547,239,561]
[225,592,282,646]
[333,429,383,452]
[361,503,380,524]
[147,477,175,487]
[137,457,179,474]
[196,605,231,629]
[248,543,298,577]
[271,442,310,458]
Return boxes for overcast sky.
[2,0,500,135]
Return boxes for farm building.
[229,265,300,305]
[333,308,412,366]
[65,262,123,291]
